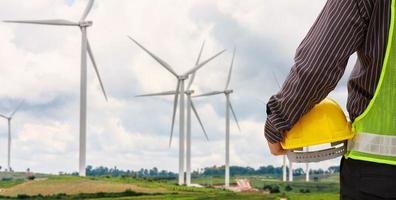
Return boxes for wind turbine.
[0,101,24,172]
[289,160,293,182]
[305,147,310,182]
[194,47,240,188]
[282,155,287,182]
[4,0,108,176]
[129,36,225,185]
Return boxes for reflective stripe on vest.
[348,133,396,157]
[346,0,396,165]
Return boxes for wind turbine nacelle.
[79,21,93,27]
[225,89,234,94]
[185,90,195,95]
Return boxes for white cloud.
[0,0,350,174]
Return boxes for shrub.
[263,184,273,191]
[285,185,293,191]
[1,176,13,181]
[300,188,311,193]
[263,184,280,193]
[16,194,30,199]
[124,189,137,195]
[270,185,280,193]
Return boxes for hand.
[267,141,286,156]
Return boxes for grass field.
[0,173,340,199]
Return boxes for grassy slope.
[0,176,167,197]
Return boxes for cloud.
[0,0,353,174]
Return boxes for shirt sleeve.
[265,0,369,143]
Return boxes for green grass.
[0,179,24,189]
[89,192,277,200]
[283,193,338,200]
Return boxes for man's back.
[265,0,390,143]
[265,0,396,199]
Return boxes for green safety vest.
[346,0,396,165]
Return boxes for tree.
[328,166,340,174]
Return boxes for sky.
[0,0,357,174]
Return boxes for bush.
[27,175,36,180]
[1,176,13,181]
[285,185,293,191]
[124,189,137,195]
[263,184,280,193]
[16,194,30,199]
[300,188,311,193]
[263,184,272,191]
[270,185,280,193]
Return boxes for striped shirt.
[265,0,391,143]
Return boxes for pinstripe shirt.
[265,0,391,143]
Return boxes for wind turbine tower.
[0,101,24,172]
[283,155,287,182]
[4,0,108,176]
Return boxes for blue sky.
[0,0,355,174]
[65,0,74,6]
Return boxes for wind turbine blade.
[225,47,236,90]
[187,40,206,90]
[169,80,181,147]
[229,101,241,131]
[10,100,24,118]
[0,114,8,119]
[127,36,178,77]
[80,0,95,21]
[183,49,226,76]
[3,19,79,26]
[87,40,108,101]
[272,71,282,89]
[193,91,224,98]
[135,91,176,97]
[190,99,209,141]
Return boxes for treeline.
[66,165,339,178]
[85,166,177,179]
[202,165,340,177]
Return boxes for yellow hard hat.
[281,98,354,150]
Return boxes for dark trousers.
[340,157,396,200]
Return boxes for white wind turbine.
[0,101,24,172]
[129,36,225,185]
[136,41,209,186]
[4,0,108,176]
[194,48,240,188]
[305,147,310,182]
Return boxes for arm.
[265,0,369,149]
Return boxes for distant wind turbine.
[4,0,108,176]
[129,37,225,185]
[194,48,240,188]
[0,101,24,172]
[305,147,310,182]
